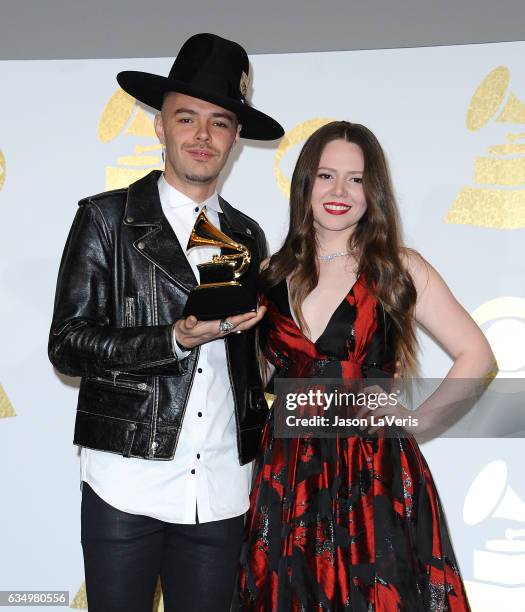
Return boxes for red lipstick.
[323,202,351,215]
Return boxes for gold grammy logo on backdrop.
[70,582,87,609]
[274,118,335,198]
[98,88,163,190]
[0,148,6,192]
[0,384,16,419]
[446,66,525,229]
[71,579,164,611]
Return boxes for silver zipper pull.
[113,371,120,385]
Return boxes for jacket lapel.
[217,195,256,254]
[123,171,197,293]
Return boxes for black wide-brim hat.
[117,33,284,141]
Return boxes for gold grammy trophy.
[182,210,256,320]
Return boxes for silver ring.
[219,318,235,333]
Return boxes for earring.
[161,147,165,164]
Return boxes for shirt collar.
[158,173,222,213]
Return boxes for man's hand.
[174,306,267,350]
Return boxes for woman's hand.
[355,384,416,434]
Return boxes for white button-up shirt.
[80,174,252,523]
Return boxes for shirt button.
[197,368,203,373]
[197,411,202,417]
[197,453,200,459]
[190,469,195,474]
[194,206,199,213]
[137,241,145,250]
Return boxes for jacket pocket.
[80,375,151,421]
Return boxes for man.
[49,33,283,612]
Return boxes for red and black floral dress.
[238,275,471,611]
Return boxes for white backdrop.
[1,41,524,610]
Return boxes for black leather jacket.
[49,171,268,463]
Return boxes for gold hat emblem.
[240,71,249,97]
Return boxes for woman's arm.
[402,249,497,431]
[406,250,495,378]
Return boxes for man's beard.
[184,172,218,184]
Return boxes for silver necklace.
[318,250,356,262]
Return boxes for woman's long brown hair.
[261,121,419,374]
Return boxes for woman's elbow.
[475,334,498,379]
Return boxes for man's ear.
[235,123,242,144]
[154,112,165,145]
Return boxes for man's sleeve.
[48,201,186,378]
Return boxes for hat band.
[168,69,241,101]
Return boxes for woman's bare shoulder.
[399,247,432,291]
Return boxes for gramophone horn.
[186,210,251,277]
[467,65,525,131]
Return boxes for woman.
[238,122,495,610]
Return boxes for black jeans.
[81,483,244,612]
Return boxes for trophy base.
[182,283,257,321]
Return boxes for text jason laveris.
[285,415,419,428]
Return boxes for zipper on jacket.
[90,375,150,392]
[149,266,159,457]
[124,297,136,327]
